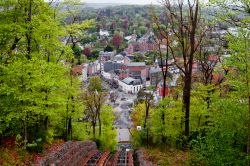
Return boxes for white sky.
[84,0,160,5]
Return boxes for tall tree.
[161,0,205,141]
[0,0,83,146]
[112,34,123,50]
[210,0,250,160]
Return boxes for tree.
[73,45,83,65]
[91,50,100,60]
[210,0,250,160]
[63,0,95,62]
[112,34,123,50]
[104,45,114,52]
[84,76,107,138]
[83,47,91,57]
[160,0,205,142]
[190,1,250,164]
[110,92,118,104]
[82,90,107,138]
[0,0,83,146]
[88,76,102,92]
[135,89,154,147]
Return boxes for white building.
[113,54,124,64]
[101,71,112,80]
[118,77,143,94]
[124,34,137,43]
[99,29,109,37]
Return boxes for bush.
[26,138,43,153]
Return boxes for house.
[81,64,88,81]
[126,62,147,79]
[99,51,115,63]
[103,61,123,73]
[157,81,170,97]
[124,34,137,43]
[88,61,100,76]
[99,51,116,72]
[113,54,124,63]
[118,77,143,94]
[101,71,112,80]
[99,29,109,40]
[125,44,134,54]
[118,70,129,80]
[72,64,88,81]
[156,74,179,98]
[124,56,131,65]
[149,67,162,87]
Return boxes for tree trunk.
[44,116,48,130]
[24,117,28,148]
[247,95,250,166]
[144,102,150,129]
[246,62,249,165]
[161,111,166,144]
[92,121,96,139]
[162,75,167,99]
[161,75,167,144]
[183,73,192,139]
[98,114,101,137]
[68,117,72,140]
[65,98,69,140]
[26,0,33,59]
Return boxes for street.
[103,79,136,142]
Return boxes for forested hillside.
[0,0,249,165]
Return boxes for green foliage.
[0,0,85,149]
[72,45,83,64]
[88,76,102,92]
[151,99,183,147]
[99,106,117,151]
[104,45,114,52]
[26,138,43,153]
[191,98,248,165]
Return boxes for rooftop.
[127,62,146,67]
[150,67,161,73]
[122,77,136,84]
[114,54,124,61]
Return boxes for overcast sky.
[84,0,160,5]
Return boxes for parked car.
[121,97,127,101]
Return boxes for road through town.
[104,80,136,143]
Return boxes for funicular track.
[36,141,134,166]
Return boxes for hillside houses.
[78,27,226,97]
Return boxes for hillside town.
[72,29,226,102]
[0,0,249,165]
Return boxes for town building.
[126,62,148,80]
[72,64,88,81]
[99,51,116,63]
[125,44,134,54]
[103,61,123,73]
[149,67,162,87]
[118,77,143,94]
[99,29,109,40]
[88,61,100,76]
[113,54,125,63]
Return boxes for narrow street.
[103,79,136,143]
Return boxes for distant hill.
[84,3,128,9]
